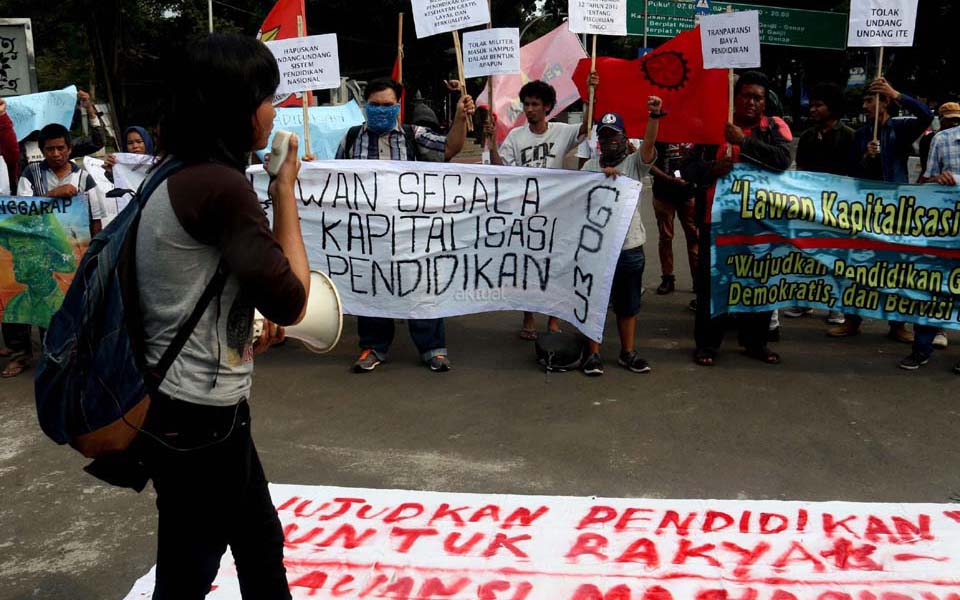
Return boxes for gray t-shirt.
[581,150,656,250]
[500,122,582,169]
[136,162,305,406]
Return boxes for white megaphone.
[251,270,343,353]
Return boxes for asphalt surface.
[3,174,960,600]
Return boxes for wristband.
[649,111,668,120]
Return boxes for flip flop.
[694,348,716,367]
[1,355,30,378]
[743,347,781,365]
[519,328,538,341]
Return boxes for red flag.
[391,57,406,124]
[573,27,728,145]
[257,0,306,107]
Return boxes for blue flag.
[711,165,960,329]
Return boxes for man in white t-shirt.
[485,76,597,338]
[579,102,663,376]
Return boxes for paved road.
[3,176,960,600]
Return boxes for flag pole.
[872,46,885,143]
[586,34,598,139]
[725,6,734,158]
[297,14,312,156]
[451,31,474,133]
[643,0,649,49]
[208,0,214,32]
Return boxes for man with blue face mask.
[336,77,475,373]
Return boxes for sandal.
[519,328,538,341]
[0,348,11,358]
[743,346,781,365]
[694,348,716,367]
[1,354,31,378]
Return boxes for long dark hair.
[158,34,279,170]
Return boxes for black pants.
[2,323,44,356]
[140,395,291,600]
[694,222,771,353]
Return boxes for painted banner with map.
[711,165,960,329]
[0,195,89,328]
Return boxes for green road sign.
[627,0,849,50]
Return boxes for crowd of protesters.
[2,48,959,380]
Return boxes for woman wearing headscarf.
[103,126,156,179]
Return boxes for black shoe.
[688,299,698,312]
[582,353,604,376]
[899,352,929,371]
[618,351,651,373]
[656,276,675,295]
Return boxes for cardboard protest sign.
[847,0,919,47]
[568,0,628,36]
[265,34,341,95]
[247,160,640,342]
[0,195,89,328]
[409,0,490,38]
[462,28,521,79]
[712,164,960,328]
[125,483,960,599]
[5,85,77,141]
[699,10,761,69]
[254,102,364,162]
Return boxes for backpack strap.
[343,125,363,159]
[402,124,419,162]
[146,259,228,387]
[119,158,230,390]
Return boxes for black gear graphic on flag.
[641,51,690,91]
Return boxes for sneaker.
[898,352,929,371]
[428,355,451,372]
[618,351,651,373]
[826,312,846,325]
[582,353,604,376]
[688,298,698,312]
[888,323,914,344]
[656,276,676,295]
[353,349,382,373]
[933,332,949,349]
[827,322,860,337]
[783,307,813,318]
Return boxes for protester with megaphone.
[133,33,310,598]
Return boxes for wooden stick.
[397,13,404,83]
[872,46,885,143]
[586,35,598,139]
[485,0,494,149]
[297,15,312,156]
[451,30,474,133]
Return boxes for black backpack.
[535,332,585,373]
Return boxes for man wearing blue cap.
[578,98,664,376]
